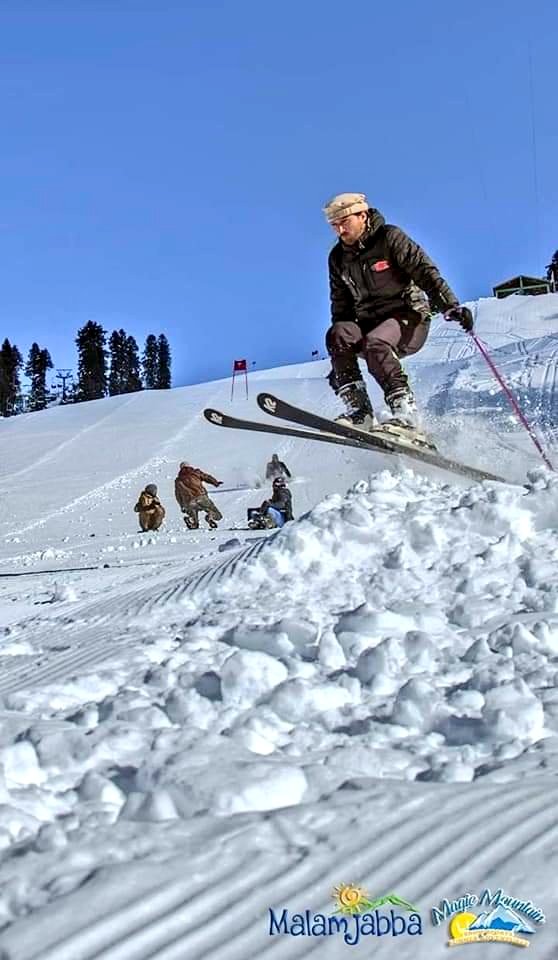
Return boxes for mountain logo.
[469,905,534,935]
[431,886,545,948]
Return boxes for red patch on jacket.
[372,260,390,271]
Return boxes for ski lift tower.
[53,369,74,402]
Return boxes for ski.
[255,393,509,484]
[203,408,375,451]
[204,405,508,484]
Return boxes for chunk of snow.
[220,650,288,707]
[213,764,307,815]
[0,742,45,787]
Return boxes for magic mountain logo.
[268,884,423,946]
[431,886,546,948]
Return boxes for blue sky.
[1,0,556,389]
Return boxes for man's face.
[331,211,367,245]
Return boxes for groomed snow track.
[0,536,270,698]
[1,776,557,959]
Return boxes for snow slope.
[1,295,558,959]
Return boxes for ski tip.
[257,393,279,415]
[204,408,225,425]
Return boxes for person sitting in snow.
[174,461,223,530]
[134,483,166,531]
[265,452,292,482]
[254,477,294,529]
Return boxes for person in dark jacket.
[174,462,223,530]
[265,453,292,482]
[256,477,294,528]
[323,192,473,441]
[134,483,166,532]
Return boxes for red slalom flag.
[231,358,249,400]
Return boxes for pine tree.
[155,334,171,389]
[0,339,24,416]
[125,335,143,392]
[25,342,53,411]
[75,321,107,401]
[108,329,127,396]
[0,344,9,416]
[142,334,158,389]
[546,250,558,287]
[109,330,143,395]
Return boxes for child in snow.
[134,484,166,531]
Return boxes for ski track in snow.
[2,395,142,485]
[2,779,557,959]
[1,295,558,959]
[0,538,270,696]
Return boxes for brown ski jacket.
[174,465,221,507]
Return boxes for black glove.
[444,305,474,332]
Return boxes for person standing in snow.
[323,192,473,444]
[258,477,294,528]
[265,453,292,482]
[174,461,223,530]
[134,484,166,531]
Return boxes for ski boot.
[184,513,199,530]
[334,381,378,433]
[206,516,219,530]
[381,390,437,451]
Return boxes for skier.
[174,461,223,530]
[248,477,294,529]
[323,192,473,445]
[134,483,166,531]
[265,452,292,482]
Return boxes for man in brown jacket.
[323,192,473,445]
[174,462,223,530]
[134,484,166,531]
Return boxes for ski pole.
[469,331,554,471]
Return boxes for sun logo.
[449,912,478,940]
[333,884,371,915]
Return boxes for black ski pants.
[326,316,430,399]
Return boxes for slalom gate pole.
[469,331,554,471]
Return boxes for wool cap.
[323,192,369,224]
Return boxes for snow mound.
[1,297,558,948]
